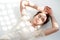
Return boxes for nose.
[38,17,45,22]
[38,18,41,21]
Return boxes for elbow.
[56,27,59,31]
[45,27,59,36]
[53,23,59,31]
[53,27,59,32]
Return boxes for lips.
[36,19,42,24]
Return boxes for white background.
[0,0,60,40]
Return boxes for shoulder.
[21,15,30,21]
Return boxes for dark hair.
[34,11,50,25]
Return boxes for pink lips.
[36,19,43,25]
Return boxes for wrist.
[49,14,54,17]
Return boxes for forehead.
[38,13,46,17]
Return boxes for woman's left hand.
[44,6,53,16]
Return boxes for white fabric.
[0,9,45,40]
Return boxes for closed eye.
[38,16,41,18]
[41,18,45,22]
[38,15,42,18]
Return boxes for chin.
[37,23,43,25]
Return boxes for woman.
[1,0,59,40]
[20,0,59,37]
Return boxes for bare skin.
[20,0,59,36]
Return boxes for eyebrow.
[39,14,46,17]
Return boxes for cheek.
[33,17,39,23]
[34,16,38,20]
[43,17,47,22]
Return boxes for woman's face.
[33,12,47,25]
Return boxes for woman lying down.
[0,0,59,40]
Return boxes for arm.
[24,1,42,11]
[20,0,26,16]
[44,14,59,36]
[20,0,23,14]
[44,7,59,36]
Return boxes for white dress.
[0,9,45,40]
